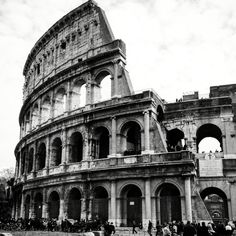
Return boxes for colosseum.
[13,0,236,227]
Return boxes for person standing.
[132,220,137,234]
[183,221,196,236]
[148,220,153,236]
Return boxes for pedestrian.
[183,221,196,236]
[148,220,153,236]
[162,223,171,236]
[155,220,162,236]
[132,220,137,234]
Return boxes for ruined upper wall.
[23,0,120,100]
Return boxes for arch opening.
[121,121,141,156]
[51,138,62,166]
[156,183,181,224]
[200,187,228,224]
[27,148,34,173]
[54,88,66,117]
[92,186,108,223]
[48,191,60,219]
[24,195,30,219]
[69,132,83,163]
[36,143,46,171]
[32,103,39,129]
[94,71,112,103]
[41,96,51,123]
[196,124,223,153]
[166,128,185,152]
[68,188,81,220]
[121,184,142,227]
[34,193,43,219]
[92,127,109,159]
[71,81,86,110]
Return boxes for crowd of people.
[0,217,235,236]
[148,220,235,236]
[0,217,111,233]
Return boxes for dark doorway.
[70,132,83,163]
[25,195,30,219]
[158,184,181,224]
[68,188,81,220]
[92,186,108,222]
[49,191,60,219]
[121,185,142,226]
[34,193,43,219]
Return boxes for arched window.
[27,148,34,173]
[92,127,110,159]
[48,191,60,219]
[51,138,62,166]
[68,188,81,220]
[121,121,141,156]
[166,128,185,152]
[36,143,46,170]
[54,88,66,117]
[32,103,39,129]
[71,80,86,110]
[41,96,51,123]
[94,71,112,103]
[69,132,83,163]
[157,105,164,122]
[196,124,223,153]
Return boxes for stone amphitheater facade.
[13,0,236,227]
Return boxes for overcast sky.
[1,0,236,170]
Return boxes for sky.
[1,0,236,170]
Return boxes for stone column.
[116,197,122,227]
[45,135,50,173]
[110,181,116,224]
[142,110,153,154]
[42,189,49,218]
[20,193,25,218]
[145,179,151,226]
[61,128,67,165]
[81,198,87,220]
[88,197,93,220]
[59,199,65,220]
[229,180,236,221]
[65,81,71,113]
[184,176,192,221]
[112,61,119,98]
[111,116,117,156]
[32,142,37,176]
[50,91,54,119]
[38,97,42,126]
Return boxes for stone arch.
[92,186,109,222]
[94,69,113,102]
[68,132,83,163]
[92,126,110,159]
[120,121,142,156]
[32,103,39,129]
[155,183,182,224]
[27,147,34,173]
[196,123,223,153]
[166,128,185,152]
[41,95,51,123]
[200,187,228,223]
[51,137,62,166]
[36,142,46,171]
[34,192,43,219]
[24,194,31,219]
[48,191,60,219]
[120,184,143,226]
[71,79,86,110]
[54,87,66,117]
[67,188,82,220]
